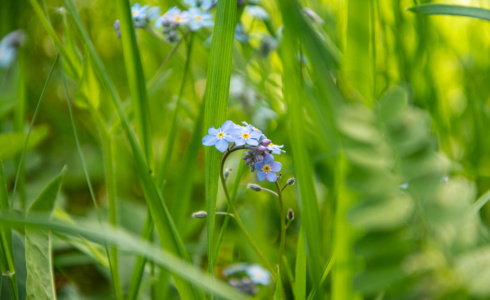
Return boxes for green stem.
[219,147,275,276]
[275,180,286,274]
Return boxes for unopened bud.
[287,209,294,221]
[247,184,262,192]
[192,211,207,219]
[261,139,271,146]
[258,145,267,152]
[287,177,295,186]
[224,168,232,180]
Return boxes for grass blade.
[25,167,65,300]
[116,0,153,164]
[409,4,490,22]
[203,0,237,277]
[294,227,306,300]
[0,214,248,300]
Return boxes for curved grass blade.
[409,4,490,22]
[116,0,153,164]
[0,214,248,300]
[203,0,237,277]
[25,167,65,300]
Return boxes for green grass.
[2,0,490,299]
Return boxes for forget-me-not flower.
[156,7,190,27]
[245,6,269,20]
[255,154,282,182]
[188,8,214,31]
[266,142,285,155]
[131,3,160,27]
[202,120,235,152]
[0,30,25,69]
[184,0,216,11]
[231,125,261,146]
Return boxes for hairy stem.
[276,180,286,273]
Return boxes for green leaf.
[409,4,490,22]
[203,0,237,277]
[273,266,283,300]
[0,214,248,300]
[0,126,48,161]
[294,227,306,300]
[456,246,490,297]
[25,167,65,300]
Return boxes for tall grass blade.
[25,167,65,300]
[409,4,490,22]
[294,227,306,300]
[203,0,237,277]
[116,0,153,164]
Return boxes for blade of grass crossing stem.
[60,62,122,298]
[409,4,490,22]
[0,162,18,300]
[0,214,248,300]
[332,155,360,300]
[25,167,65,300]
[343,0,374,106]
[116,0,153,165]
[294,227,306,300]
[156,34,194,191]
[280,26,323,290]
[63,1,204,298]
[274,266,283,300]
[10,56,59,212]
[307,254,336,300]
[203,0,237,277]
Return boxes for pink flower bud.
[261,139,271,146]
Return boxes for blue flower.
[255,154,282,182]
[241,121,263,138]
[0,30,25,69]
[202,120,235,152]
[156,7,190,28]
[231,124,261,146]
[266,142,285,155]
[184,0,216,11]
[187,8,214,31]
[245,6,269,20]
[131,3,160,27]
[246,264,270,285]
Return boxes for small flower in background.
[255,154,282,182]
[202,120,235,152]
[113,20,121,39]
[266,142,285,155]
[187,7,214,31]
[303,7,324,25]
[231,125,261,146]
[158,7,190,26]
[184,0,216,11]
[245,5,269,20]
[131,3,160,27]
[0,30,26,69]
[223,263,270,295]
[234,23,249,43]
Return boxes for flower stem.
[220,148,276,277]
[275,180,286,274]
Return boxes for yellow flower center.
[175,16,181,21]
[195,15,202,21]
[242,133,250,139]
[263,165,271,172]
[132,11,137,16]
[217,132,225,138]
[269,143,274,146]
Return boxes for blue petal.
[271,161,282,172]
[264,154,274,164]
[257,171,266,181]
[266,172,277,182]
[202,135,217,146]
[208,126,218,135]
[247,139,259,146]
[225,134,235,143]
[255,161,264,170]
[250,131,261,139]
[230,128,242,136]
[222,120,235,133]
[234,137,246,146]
[215,139,229,152]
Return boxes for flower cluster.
[222,263,270,295]
[202,120,285,182]
[114,3,160,39]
